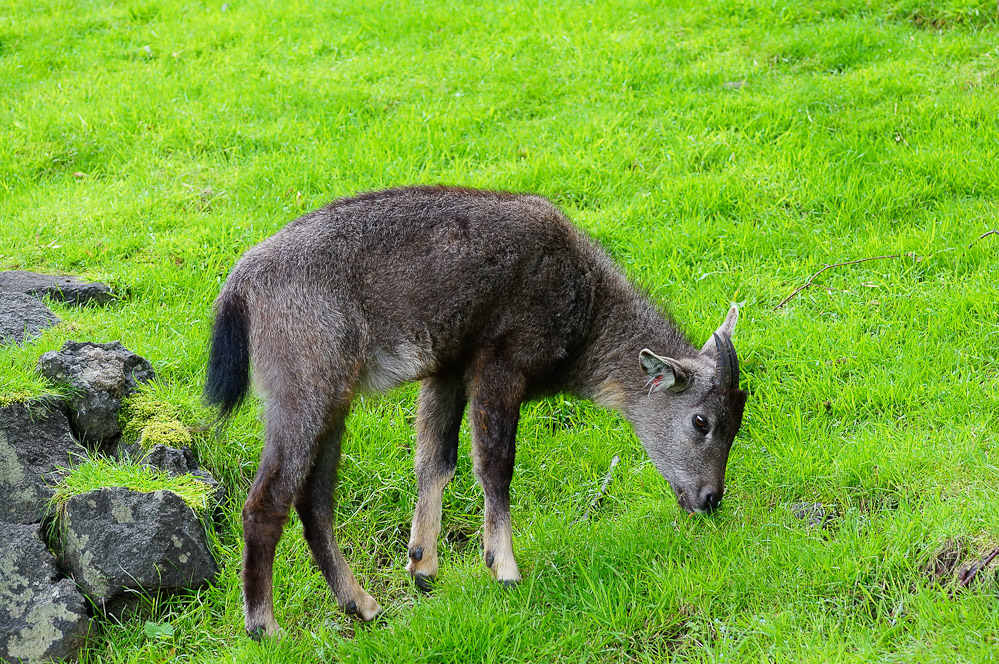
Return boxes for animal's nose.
[699,487,723,513]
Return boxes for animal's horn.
[712,332,740,390]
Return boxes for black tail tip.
[204,293,250,421]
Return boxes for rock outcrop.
[37,342,156,450]
[0,293,59,346]
[1,279,222,661]
[0,400,84,524]
[0,271,114,306]
[59,487,218,616]
[118,441,228,514]
[0,523,90,664]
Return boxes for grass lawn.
[2,0,998,661]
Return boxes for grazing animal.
[205,186,747,637]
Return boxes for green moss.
[51,457,213,514]
[137,420,193,450]
[119,394,184,447]
[0,390,48,407]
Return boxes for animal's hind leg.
[295,407,382,621]
[242,399,328,638]
[407,376,466,590]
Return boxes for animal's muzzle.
[676,486,724,515]
[698,488,723,514]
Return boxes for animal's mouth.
[671,484,697,514]
[671,484,711,515]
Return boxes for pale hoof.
[407,548,439,591]
[343,591,383,622]
[486,549,522,586]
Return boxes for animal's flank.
[204,289,251,420]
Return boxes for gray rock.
[37,342,156,449]
[140,444,199,476]
[0,522,90,664]
[0,401,84,524]
[59,487,217,615]
[0,271,114,306]
[0,294,60,347]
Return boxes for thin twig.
[581,455,620,522]
[773,254,902,310]
[969,229,998,248]
[957,547,999,588]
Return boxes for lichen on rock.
[0,523,90,663]
[0,400,84,524]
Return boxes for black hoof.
[346,600,357,615]
[410,546,423,562]
[500,579,519,590]
[246,626,267,641]
[414,572,435,593]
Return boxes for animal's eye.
[692,414,710,434]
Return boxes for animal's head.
[629,306,747,515]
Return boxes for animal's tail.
[204,289,251,422]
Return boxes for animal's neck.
[566,271,696,411]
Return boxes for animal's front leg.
[408,376,466,590]
[470,365,524,586]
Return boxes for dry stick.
[581,455,620,522]
[773,254,902,310]
[969,229,998,248]
[957,547,999,589]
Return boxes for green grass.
[50,456,218,514]
[2,0,998,661]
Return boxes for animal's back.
[227,187,611,389]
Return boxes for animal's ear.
[639,349,690,393]
[701,305,739,355]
